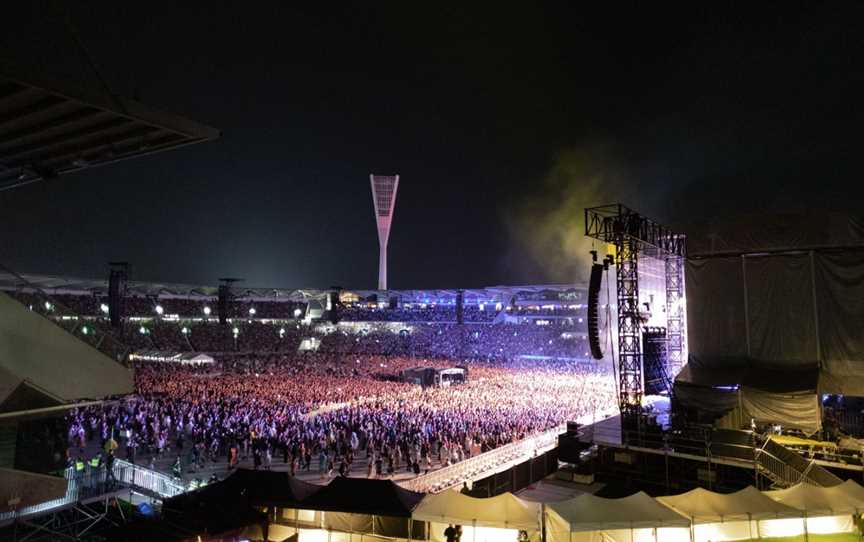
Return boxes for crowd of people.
[66,353,616,481]
[7,288,612,482]
[78,318,588,360]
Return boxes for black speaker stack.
[217,285,231,325]
[107,262,128,329]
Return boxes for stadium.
[3,5,864,542]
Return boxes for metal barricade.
[399,424,564,493]
[0,461,188,525]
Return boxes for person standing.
[253,447,262,470]
[229,443,238,469]
[445,524,457,542]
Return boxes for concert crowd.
[67,352,615,480]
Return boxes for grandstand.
[0,273,592,361]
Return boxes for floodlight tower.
[369,174,400,290]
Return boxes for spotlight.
[248,307,256,316]
[100,303,110,314]
[81,326,89,335]
[232,327,239,336]
[139,326,147,335]
[293,308,302,318]
[44,301,52,311]
[203,306,212,316]
[181,327,189,335]
[155,305,164,315]
[279,328,286,337]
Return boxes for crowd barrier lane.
[399,424,565,493]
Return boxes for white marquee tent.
[762,481,864,536]
[412,491,540,542]
[545,492,690,542]
[658,486,801,542]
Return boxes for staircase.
[755,436,843,488]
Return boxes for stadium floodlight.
[155,304,164,315]
[369,174,400,290]
[203,305,211,316]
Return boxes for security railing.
[758,438,842,487]
[399,424,564,493]
[0,460,187,525]
[754,447,810,488]
[113,458,188,497]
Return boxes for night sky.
[1,3,862,289]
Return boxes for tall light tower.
[369,174,400,290]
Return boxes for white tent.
[413,491,540,542]
[839,479,864,502]
[765,482,864,516]
[548,492,691,532]
[657,486,801,542]
[545,492,690,542]
[657,486,800,523]
[762,482,864,536]
[179,353,214,365]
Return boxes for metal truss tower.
[585,204,686,437]
[665,256,686,375]
[369,174,400,290]
[616,235,642,431]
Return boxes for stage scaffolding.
[585,204,686,436]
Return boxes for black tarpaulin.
[224,468,319,506]
[745,254,818,364]
[164,469,319,511]
[686,257,749,363]
[687,212,864,256]
[676,363,818,392]
[674,364,821,434]
[685,216,864,395]
[300,477,425,517]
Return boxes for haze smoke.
[505,145,663,284]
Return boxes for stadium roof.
[0,271,584,303]
[0,61,219,191]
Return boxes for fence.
[0,460,187,525]
[399,424,564,493]
[758,438,842,487]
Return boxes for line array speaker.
[588,263,604,360]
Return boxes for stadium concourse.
[0,276,616,488]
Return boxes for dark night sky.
[1,2,862,289]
